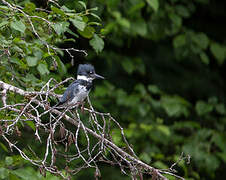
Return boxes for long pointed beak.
[94,73,105,79]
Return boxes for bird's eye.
[89,71,93,74]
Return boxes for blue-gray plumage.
[56,64,104,107]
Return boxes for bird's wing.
[59,81,80,104]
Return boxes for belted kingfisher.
[56,64,104,107]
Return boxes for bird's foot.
[80,102,85,114]
[73,101,85,114]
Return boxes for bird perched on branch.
[56,64,104,108]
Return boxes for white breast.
[68,85,90,105]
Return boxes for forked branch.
[0,80,185,180]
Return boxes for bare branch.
[0,80,186,180]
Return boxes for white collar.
[77,75,93,82]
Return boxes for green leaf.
[88,22,101,26]
[37,63,49,75]
[131,20,147,36]
[111,11,121,19]
[208,96,218,105]
[0,21,8,28]
[195,101,213,116]
[55,56,67,75]
[0,5,9,11]
[100,23,115,35]
[89,34,104,53]
[0,142,8,152]
[10,57,21,65]
[51,6,65,16]
[78,1,87,9]
[161,96,190,117]
[175,5,190,18]
[140,123,153,132]
[212,133,226,152]
[217,152,226,163]
[53,22,69,35]
[78,26,95,39]
[61,5,75,13]
[112,129,122,146]
[210,43,225,64]
[148,85,161,94]
[70,17,86,31]
[192,33,209,49]
[33,50,43,60]
[128,2,145,15]
[215,104,225,115]
[200,52,210,65]
[22,74,39,84]
[24,2,36,12]
[118,18,130,29]
[0,168,8,179]
[121,59,135,74]
[146,0,159,12]
[205,155,220,172]
[89,7,98,11]
[157,125,170,136]
[169,13,182,27]
[90,13,101,21]
[25,121,35,131]
[140,152,151,163]
[63,38,75,43]
[10,20,26,33]
[12,167,37,179]
[153,161,168,169]
[173,34,186,48]
[66,29,79,38]
[5,156,13,166]
[26,56,38,67]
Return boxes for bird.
[56,64,104,108]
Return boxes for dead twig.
[0,80,186,180]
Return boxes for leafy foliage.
[0,156,58,180]
[86,0,226,179]
[0,0,103,85]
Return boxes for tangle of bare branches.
[0,79,187,180]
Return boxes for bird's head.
[77,64,104,81]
